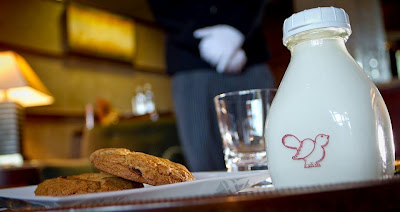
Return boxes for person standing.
[148,0,275,171]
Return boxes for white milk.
[265,7,395,188]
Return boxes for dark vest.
[148,0,270,75]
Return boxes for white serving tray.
[0,171,269,208]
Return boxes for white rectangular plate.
[0,171,269,208]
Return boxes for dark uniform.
[148,0,275,171]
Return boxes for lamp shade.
[0,51,54,107]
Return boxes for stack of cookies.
[35,148,195,196]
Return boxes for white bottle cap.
[283,7,351,43]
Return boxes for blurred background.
[0,0,399,186]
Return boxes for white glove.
[194,25,247,73]
[225,49,247,74]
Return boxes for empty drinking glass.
[214,88,277,172]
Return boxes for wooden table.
[0,165,40,189]
[5,175,400,212]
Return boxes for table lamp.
[0,51,54,166]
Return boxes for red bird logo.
[282,134,329,168]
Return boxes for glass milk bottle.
[265,7,395,188]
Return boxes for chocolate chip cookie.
[35,172,143,196]
[90,148,195,186]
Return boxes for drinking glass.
[214,88,277,172]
